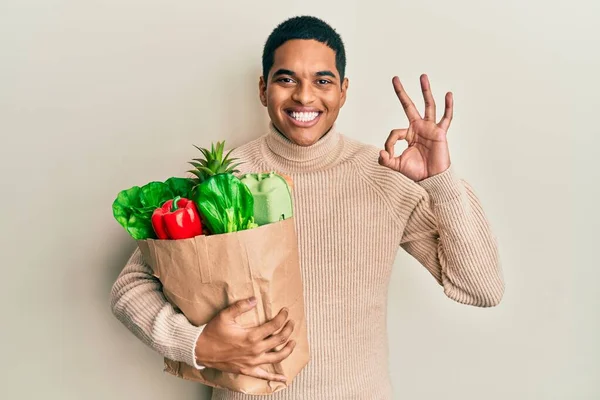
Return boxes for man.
[110,15,504,400]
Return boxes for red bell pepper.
[151,196,203,240]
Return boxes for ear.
[339,77,349,108]
[259,76,268,107]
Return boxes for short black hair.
[262,16,346,83]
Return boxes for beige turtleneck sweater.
[110,123,504,400]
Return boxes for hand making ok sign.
[378,74,453,182]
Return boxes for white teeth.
[290,111,319,122]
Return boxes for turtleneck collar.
[262,122,345,173]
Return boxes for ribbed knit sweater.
[110,123,505,400]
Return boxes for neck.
[272,124,333,146]
[261,122,345,173]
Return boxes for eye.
[277,78,294,84]
[317,79,332,85]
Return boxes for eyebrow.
[316,70,337,79]
[273,69,337,79]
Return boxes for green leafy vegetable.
[124,209,156,240]
[113,186,142,229]
[113,179,192,239]
[192,173,257,234]
[164,177,194,198]
[113,186,152,239]
[139,182,173,208]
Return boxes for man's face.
[259,39,349,147]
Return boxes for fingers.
[258,339,297,365]
[242,366,288,383]
[250,307,289,342]
[259,319,295,353]
[438,92,454,131]
[379,149,401,171]
[392,76,421,122]
[420,74,436,121]
[380,128,407,171]
[384,128,408,159]
[378,149,391,168]
[223,297,257,321]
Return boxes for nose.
[291,81,315,105]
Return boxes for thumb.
[223,297,257,321]
[379,150,392,167]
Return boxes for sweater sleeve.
[399,166,505,307]
[110,247,207,369]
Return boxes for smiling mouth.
[286,110,322,122]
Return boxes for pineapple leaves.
[189,141,244,184]
[187,169,205,180]
[226,163,242,173]
[198,166,217,177]
[188,161,204,169]
[215,141,224,163]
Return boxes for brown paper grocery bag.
[136,217,309,395]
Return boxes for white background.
[1,0,598,399]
